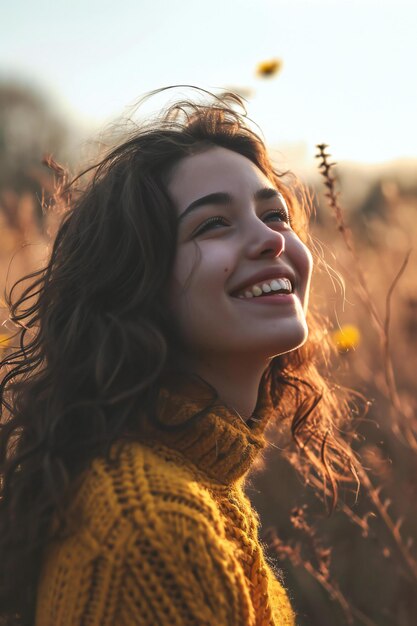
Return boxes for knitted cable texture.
[35,373,296,625]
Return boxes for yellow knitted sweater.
[35,373,296,626]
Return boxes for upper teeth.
[235,278,293,299]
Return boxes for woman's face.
[167,146,313,366]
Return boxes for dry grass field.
[0,151,416,625]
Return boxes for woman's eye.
[264,208,291,224]
[193,208,291,236]
[194,216,227,235]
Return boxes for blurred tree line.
[0,81,73,193]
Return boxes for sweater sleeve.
[35,470,258,626]
[36,444,290,626]
[117,507,257,626]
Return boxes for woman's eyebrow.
[177,187,283,223]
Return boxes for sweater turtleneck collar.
[138,370,276,486]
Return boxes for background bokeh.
[1,1,416,624]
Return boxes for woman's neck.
[188,355,271,422]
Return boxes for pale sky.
[1,0,416,165]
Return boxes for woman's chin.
[267,323,309,357]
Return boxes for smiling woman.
[167,145,313,418]
[0,85,361,626]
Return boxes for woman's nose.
[245,222,286,259]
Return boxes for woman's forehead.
[167,146,272,211]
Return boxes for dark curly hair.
[0,85,361,626]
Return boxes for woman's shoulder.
[68,439,222,548]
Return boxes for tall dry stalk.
[315,144,415,451]
[314,144,417,584]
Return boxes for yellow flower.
[331,324,360,353]
[256,58,283,78]
[0,333,10,350]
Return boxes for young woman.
[0,86,359,625]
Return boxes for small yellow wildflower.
[331,324,360,353]
[256,58,283,78]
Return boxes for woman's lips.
[231,293,297,305]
